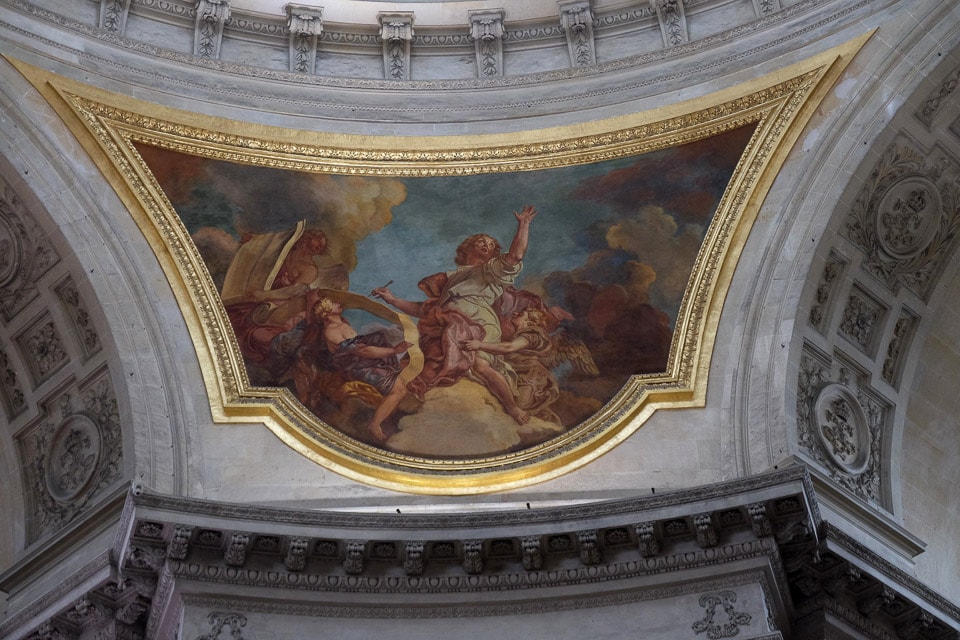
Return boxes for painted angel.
[461,306,598,425]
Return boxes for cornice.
[0,0,881,101]
[5,468,959,639]
[129,465,814,531]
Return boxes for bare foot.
[507,407,530,425]
[369,423,388,442]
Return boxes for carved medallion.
[45,413,102,502]
[812,383,870,475]
[875,177,941,260]
[0,212,23,287]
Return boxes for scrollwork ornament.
[196,611,247,640]
[692,590,752,638]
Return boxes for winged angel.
[220,208,597,446]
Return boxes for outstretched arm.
[371,287,423,318]
[504,205,538,266]
[353,340,412,359]
[461,336,530,355]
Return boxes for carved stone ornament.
[875,177,942,260]
[194,0,231,59]
[809,255,843,332]
[559,0,596,67]
[17,370,123,540]
[692,590,752,638]
[796,350,884,503]
[469,9,505,78]
[844,143,960,300]
[98,0,131,34]
[837,289,884,355]
[16,315,69,384]
[44,413,102,502]
[56,277,103,359]
[916,65,959,128]
[0,343,27,418]
[882,312,914,386]
[650,0,688,47]
[813,384,871,475]
[196,612,247,640]
[0,177,60,322]
[751,0,781,17]
[286,4,323,74]
[378,12,413,80]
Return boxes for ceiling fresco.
[5,36,864,492]
[134,126,753,455]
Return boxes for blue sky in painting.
[349,159,636,303]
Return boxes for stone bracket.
[650,0,688,47]
[194,0,231,59]
[286,4,323,74]
[98,0,131,34]
[469,9,505,78]
[751,0,782,17]
[559,0,596,67]
[378,12,414,80]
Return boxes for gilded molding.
[6,34,868,493]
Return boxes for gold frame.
[7,34,868,493]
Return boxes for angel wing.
[547,327,599,376]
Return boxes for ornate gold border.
[7,33,870,493]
